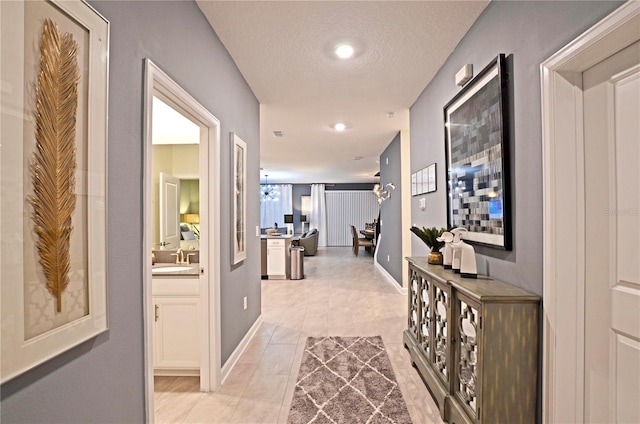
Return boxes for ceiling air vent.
[272,130,284,138]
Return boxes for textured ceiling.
[196,1,489,184]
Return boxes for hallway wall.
[1,1,260,423]
[409,0,623,295]
[377,133,403,285]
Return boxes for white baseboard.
[375,261,407,295]
[220,314,263,384]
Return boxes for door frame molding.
[142,59,222,421]
[540,2,639,422]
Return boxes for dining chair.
[350,225,374,256]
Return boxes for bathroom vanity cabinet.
[404,258,540,424]
[152,277,200,376]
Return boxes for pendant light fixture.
[260,174,280,202]
[373,182,395,204]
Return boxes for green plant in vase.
[410,226,447,265]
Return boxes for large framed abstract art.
[444,54,512,250]
[232,133,247,264]
[0,0,109,382]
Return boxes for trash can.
[290,246,305,280]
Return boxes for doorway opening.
[143,59,222,421]
[541,3,640,422]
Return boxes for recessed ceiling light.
[387,112,396,118]
[272,130,284,137]
[334,123,346,132]
[335,44,354,59]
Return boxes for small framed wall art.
[411,163,437,196]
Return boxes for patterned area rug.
[287,336,412,424]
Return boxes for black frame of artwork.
[444,54,512,250]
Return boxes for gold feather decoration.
[28,19,80,313]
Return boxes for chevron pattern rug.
[287,336,412,424]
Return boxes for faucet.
[171,248,184,264]
[176,248,184,264]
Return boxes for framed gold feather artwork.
[0,0,109,383]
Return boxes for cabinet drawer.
[267,239,285,246]
[153,278,199,296]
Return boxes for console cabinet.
[404,258,540,424]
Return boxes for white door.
[159,172,180,250]
[583,41,640,423]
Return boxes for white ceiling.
[196,1,489,184]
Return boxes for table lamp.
[284,214,294,235]
[181,213,200,238]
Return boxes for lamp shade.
[300,215,307,223]
[284,214,294,224]
[181,213,199,224]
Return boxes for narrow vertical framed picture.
[416,168,423,195]
[411,173,417,196]
[1,0,109,382]
[426,163,437,193]
[232,132,247,264]
[444,54,512,250]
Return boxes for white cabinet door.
[153,296,200,371]
[267,240,286,278]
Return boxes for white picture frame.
[426,163,437,193]
[411,173,417,196]
[232,133,247,264]
[0,0,109,383]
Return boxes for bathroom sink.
[152,265,194,273]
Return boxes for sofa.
[298,228,318,256]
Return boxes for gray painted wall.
[377,133,403,285]
[1,1,260,423]
[409,0,622,295]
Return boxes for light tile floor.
[155,247,444,423]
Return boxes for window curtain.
[260,184,292,229]
[310,184,328,247]
[324,191,379,246]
